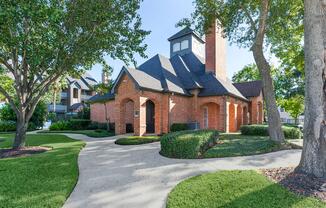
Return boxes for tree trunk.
[12,115,28,150]
[104,102,110,131]
[53,90,57,112]
[250,0,285,143]
[297,0,326,178]
[252,47,285,143]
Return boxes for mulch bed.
[261,167,326,202]
[0,146,52,159]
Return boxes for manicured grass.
[115,136,160,145]
[167,170,325,208]
[0,134,85,208]
[203,134,290,158]
[39,129,115,138]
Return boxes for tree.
[0,0,149,149]
[278,95,304,125]
[50,77,68,113]
[232,64,261,82]
[0,74,14,101]
[180,0,303,143]
[296,0,326,178]
[94,65,114,131]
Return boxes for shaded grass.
[39,129,115,138]
[167,170,325,208]
[0,134,85,208]
[204,134,291,158]
[115,136,160,145]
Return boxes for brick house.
[89,21,264,136]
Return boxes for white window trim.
[181,40,189,50]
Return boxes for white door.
[203,107,208,129]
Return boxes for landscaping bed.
[115,136,160,145]
[167,170,325,208]
[0,146,51,159]
[0,134,85,207]
[203,134,294,158]
[39,129,115,138]
[261,167,326,202]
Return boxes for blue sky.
[90,0,256,82]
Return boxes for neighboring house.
[48,73,97,114]
[89,21,264,136]
[279,107,304,124]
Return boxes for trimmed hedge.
[69,119,91,130]
[160,130,219,159]
[0,121,16,132]
[240,125,303,139]
[170,123,188,132]
[49,120,71,131]
[0,121,37,132]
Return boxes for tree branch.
[0,85,19,115]
[240,4,258,35]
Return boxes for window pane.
[173,43,180,52]
[181,40,189,50]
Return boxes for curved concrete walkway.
[63,134,302,208]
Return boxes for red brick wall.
[90,101,116,123]
[249,91,264,124]
[169,94,192,124]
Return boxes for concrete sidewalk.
[63,134,302,208]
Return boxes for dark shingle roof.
[88,93,115,103]
[70,103,87,110]
[168,27,205,43]
[233,80,263,98]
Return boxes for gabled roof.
[168,27,205,43]
[67,73,98,90]
[233,80,263,98]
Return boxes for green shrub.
[160,130,219,159]
[77,107,90,119]
[170,123,188,132]
[240,125,303,139]
[69,119,91,130]
[49,121,71,131]
[0,121,16,132]
[0,101,47,129]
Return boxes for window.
[73,88,78,98]
[173,43,180,52]
[181,40,189,50]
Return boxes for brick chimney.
[205,20,227,80]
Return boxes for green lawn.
[39,129,115,138]
[115,136,160,145]
[167,170,325,208]
[203,134,290,158]
[0,134,85,208]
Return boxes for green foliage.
[204,134,286,158]
[115,136,160,145]
[278,95,304,123]
[77,107,90,119]
[232,64,261,82]
[0,0,149,148]
[0,101,47,129]
[167,170,325,208]
[40,130,115,138]
[0,121,16,132]
[0,74,14,101]
[240,125,302,139]
[69,119,91,130]
[170,123,189,132]
[0,134,85,207]
[49,121,71,131]
[160,130,219,159]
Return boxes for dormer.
[168,27,205,58]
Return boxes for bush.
[49,120,71,131]
[170,123,189,132]
[240,125,303,139]
[160,130,219,159]
[88,122,115,131]
[0,101,47,129]
[69,119,91,130]
[0,121,16,132]
[77,107,90,119]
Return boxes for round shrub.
[160,130,219,159]
[240,125,303,139]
